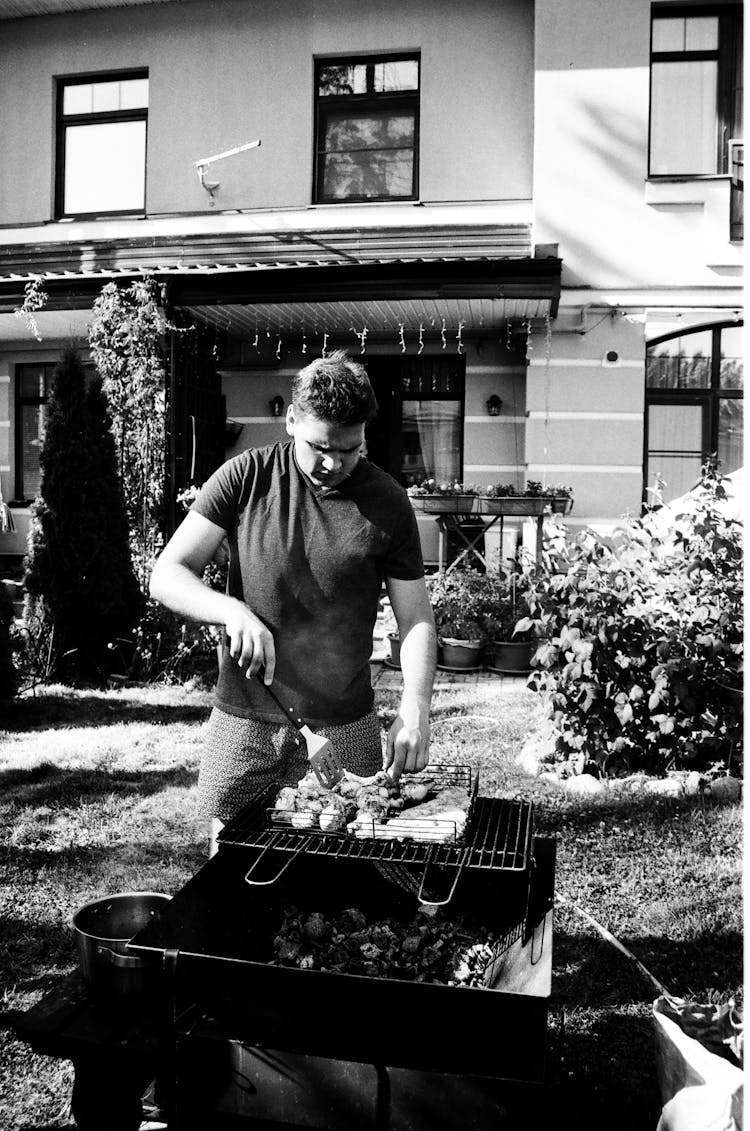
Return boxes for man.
[150,350,437,851]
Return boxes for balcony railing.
[729,139,743,242]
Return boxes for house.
[0,0,743,571]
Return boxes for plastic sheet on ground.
[653,995,744,1131]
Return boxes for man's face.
[286,405,365,490]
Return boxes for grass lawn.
[0,680,742,1131]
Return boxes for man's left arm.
[383,575,437,781]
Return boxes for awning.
[0,226,561,342]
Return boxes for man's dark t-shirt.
[192,441,424,726]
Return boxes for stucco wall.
[533,0,743,289]
[0,0,534,225]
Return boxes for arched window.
[645,321,743,503]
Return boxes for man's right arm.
[149,510,276,682]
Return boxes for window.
[644,322,743,503]
[14,361,96,502]
[314,54,419,203]
[649,6,742,176]
[56,72,149,217]
[14,362,56,502]
[364,358,464,486]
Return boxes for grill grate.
[219,783,533,874]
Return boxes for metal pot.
[72,891,171,999]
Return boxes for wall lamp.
[485,395,503,416]
[269,395,285,417]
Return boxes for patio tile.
[370,661,528,694]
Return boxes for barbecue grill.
[129,777,557,1129]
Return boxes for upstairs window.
[56,72,149,217]
[314,54,419,203]
[649,6,743,176]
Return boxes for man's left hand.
[384,711,430,782]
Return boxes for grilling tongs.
[255,673,344,788]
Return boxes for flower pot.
[549,496,574,515]
[387,632,401,668]
[439,637,483,669]
[487,638,534,673]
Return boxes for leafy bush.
[525,461,743,776]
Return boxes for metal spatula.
[255,673,344,788]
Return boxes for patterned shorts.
[198,706,384,823]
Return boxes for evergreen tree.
[0,580,16,699]
[23,347,142,683]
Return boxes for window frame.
[643,320,744,505]
[648,4,743,178]
[14,361,56,504]
[55,69,149,220]
[313,52,420,205]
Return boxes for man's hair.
[292,349,378,425]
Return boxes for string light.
[253,326,260,351]
[301,325,308,354]
[322,331,329,357]
[456,319,465,355]
[276,334,283,360]
[398,322,406,353]
[418,322,425,355]
[441,318,447,350]
[355,325,368,354]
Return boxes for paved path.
[371,660,529,694]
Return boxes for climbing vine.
[88,278,168,586]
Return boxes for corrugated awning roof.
[0,226,561,340]
[0,0,172,18]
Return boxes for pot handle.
[244,842,307,886]
[96,945,146,969]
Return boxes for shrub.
[526,460,743,777]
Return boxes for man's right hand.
[224,599,276,683]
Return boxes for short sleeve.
[384,492,425,580]
[190,452,252,532]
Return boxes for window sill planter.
[409,494,477,514]
[439,637,483,669]
[486,639,534,674]
[474,497,546,516]
[549,496,574,516]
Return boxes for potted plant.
[482,572,537,673]
[427,568,493,668]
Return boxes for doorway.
[364,356,466,485]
